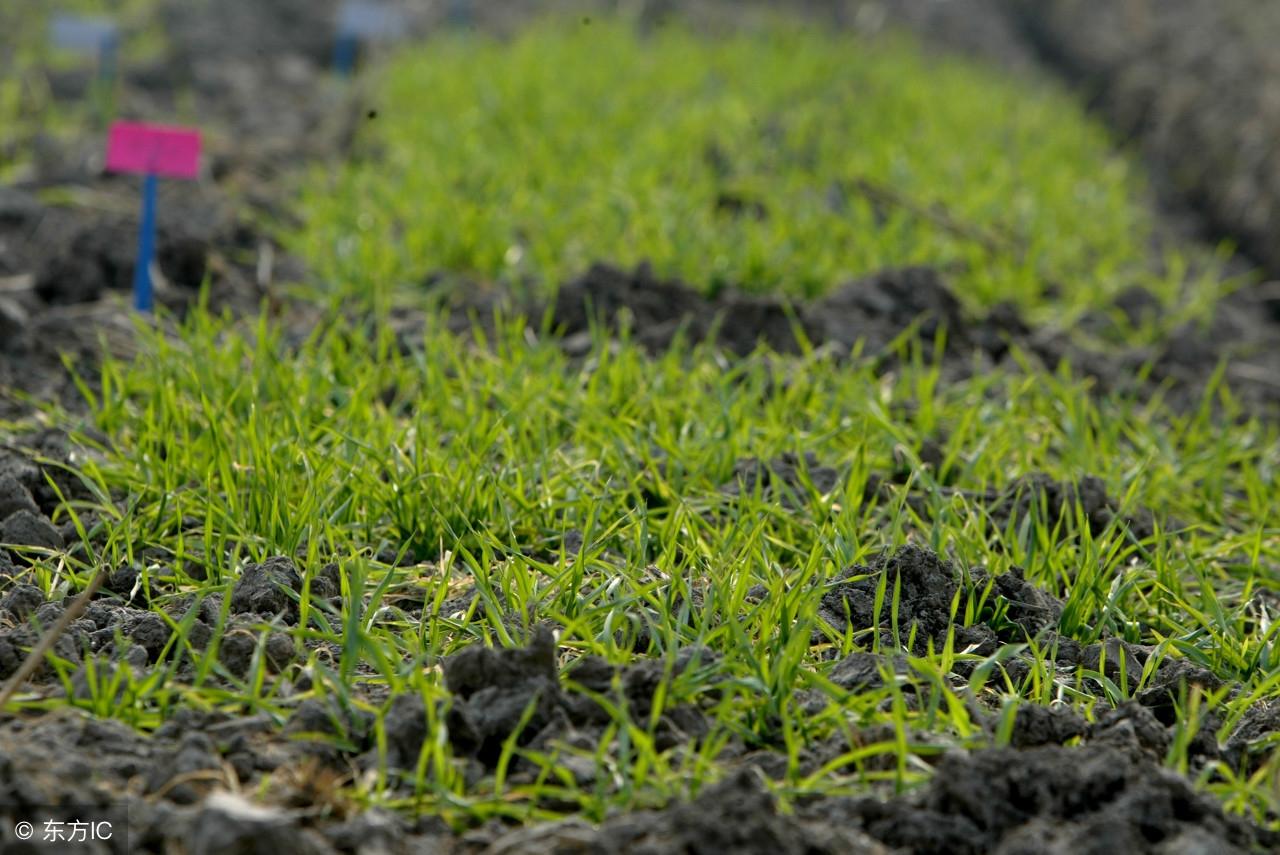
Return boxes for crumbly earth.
[1,528,1278,852]
[408,258,1275,414]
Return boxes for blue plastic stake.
[334,3,406,76]
[99,31,119,84]
[133,173,159,312]
[448,0,473,27]
[50,15,120,83]
[334,33,359,76]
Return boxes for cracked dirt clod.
[217,628,296,678]
[827,651,909,692]
[0,583,44,621]
[818,544,962,649]
[376,629,719,777]
[322,809,411,855]
[545,261,1027,363]
[229,556,303,620]
[124,612,174,663]
[1088,701,1172,762]
[1223,699,1280,773]
[0,475,39,521]
[991,472,1157,540]
[812,544,1069,667]
[0,509,64,552]
[1007,703,1088,749]
[806,266,966,354]
[145,731,224,805]
[285,698,374,766]
[977,564,1064,636]
[1135,658,1226,724]
[722,452,842,506]
[442,624,562,764]
[805,741,1270,855]
[379,692,431,772]
[1075,638,1146,691]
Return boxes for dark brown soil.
[548,261,1022,362]
[802,741,1268,855]
[2,542,1278,851]
[422,259,1279,414]
[722,451,1161,545]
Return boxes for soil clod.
[229,556,304,621]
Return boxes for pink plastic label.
[105,122,202,179]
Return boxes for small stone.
[265,633,295,671]
[829,651,902,692]
[1,509,64,552]
[0,584,45,621]
[32,602,64,626]
[0,475,39,520]
[229,556,301,618]
[127,613,173,663]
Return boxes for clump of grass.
[12,302,1268,826]
[293,16,1224,326]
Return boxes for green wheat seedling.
[1,12,1275,837]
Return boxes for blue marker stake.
[132,173,159,312]
[334,3,405,76]
[107,121,203,314]
[99,30,120,84]
[333,32,359,77]
[50,15,120,84]
[448,0,473,27]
